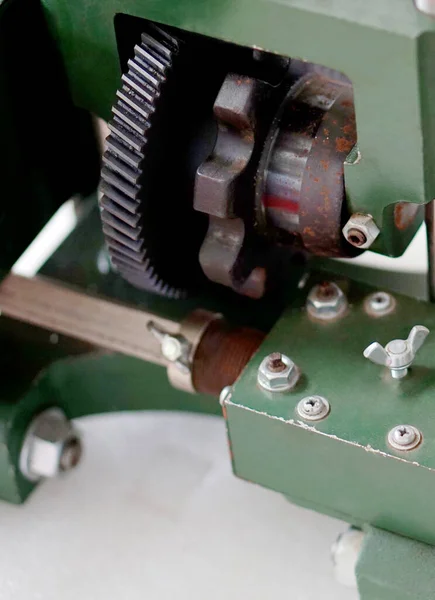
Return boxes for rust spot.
[313,177,319,183]
[341,100,353,108]
[342,124,353,135]
[320,160,329,171]
[335,137,353,154]
[394,202,420,231]
[303,226,316,238]
[323,128,330,137]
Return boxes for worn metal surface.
[225,276,435,546]
[41,0,435,256]
[192,319,265,396]
[356,526,435,600]
[0,274,177,366]
[270,76,356,256]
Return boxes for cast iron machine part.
[101,23,359,299]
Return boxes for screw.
[364,325,430,379]
[364,291,395,317]
[297,395,330,421]
[257,353,300,392]
[388,424,421,451]
[148,321,192,372]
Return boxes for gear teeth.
[100,24,195,298]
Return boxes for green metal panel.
[225,276,435,546]
[356,526,435,600]
[41,0,435,255]
[0,352,221,504]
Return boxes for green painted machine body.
[41,0,435,256]
[2,0,435,596]
[356,527,435,600]
[225,277,435,547]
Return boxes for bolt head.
[306,282,348,321]
[388,424,421,451]
[161,335,185,362]
[342,213,380,249]
[257,353,300,392]
[19,408,82,481]
[297,395,330,421]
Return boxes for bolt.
[364,291,395,317]
[161,336,184,362]
[342,213,380,250]
[266,352,287,373]
[347,228,367,247]
[59,436,83,471]
[257,353,300,392]
[148,321,191,369]
[388,424,421,451]
[297,395,330,421]
[364,325,430,379]
[19,408,82,482]
[306,281,348,321]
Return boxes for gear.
[100,24,215,297]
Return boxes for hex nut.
[19,408,82,482]
[257,353,300,392]
[306,282,348,321]
[342,213,380,249]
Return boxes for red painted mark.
[263,195,299,213]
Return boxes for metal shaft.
[426,200,435,302]
[0,274,265,397]
[0,274,178,366]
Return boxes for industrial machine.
[2,0,435,597]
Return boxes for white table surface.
[0,412,359,600]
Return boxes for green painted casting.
[0,352,221,504]
[40,0,435,256]
[356,526,435,600]
[226,276,435,546]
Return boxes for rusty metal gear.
[194,72,292,298]
[193,70,358,298]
